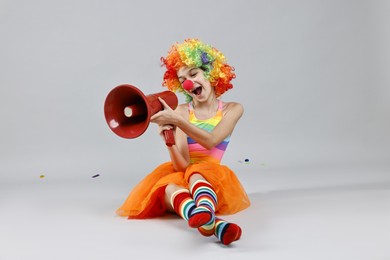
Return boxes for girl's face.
[177,66,214,102]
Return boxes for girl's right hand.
[157,124,176,143]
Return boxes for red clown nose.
[182,80,194,91]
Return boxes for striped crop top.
[187,100,230,164]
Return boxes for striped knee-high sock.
[170,189,196,222]
[189,179,217,229]
[214,218,242,245]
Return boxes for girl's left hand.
[157,123,176,142]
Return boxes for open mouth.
[192,86,202,96]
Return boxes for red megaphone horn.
[104,84,178,146]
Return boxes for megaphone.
[104,84,178,146]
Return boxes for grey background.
[1,0,389,181]
[1,1,389,259]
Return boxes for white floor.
[1,161,389,260]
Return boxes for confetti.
[92,174,100,178]
[39,175,45,179]
[238,159,251,164]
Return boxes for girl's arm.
[156,105,190,172]
[152,98,243,150]
[177,102,243,149]
[163,125,190,172]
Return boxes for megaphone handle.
[163,129,175,147]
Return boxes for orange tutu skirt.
[116,162,251,219]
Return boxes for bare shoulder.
[222,101,244,117]
[175,103,190,118]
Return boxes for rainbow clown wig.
[161,38,236,101]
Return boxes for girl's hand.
[157,124,176,143]
[150,97,178,126]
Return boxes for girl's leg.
[214,217,242,246]
[164,183,212,227]
[188,173,217,232]
[189,174,242,245]
[164,184,195,222]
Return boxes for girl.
[116,39,250,245]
